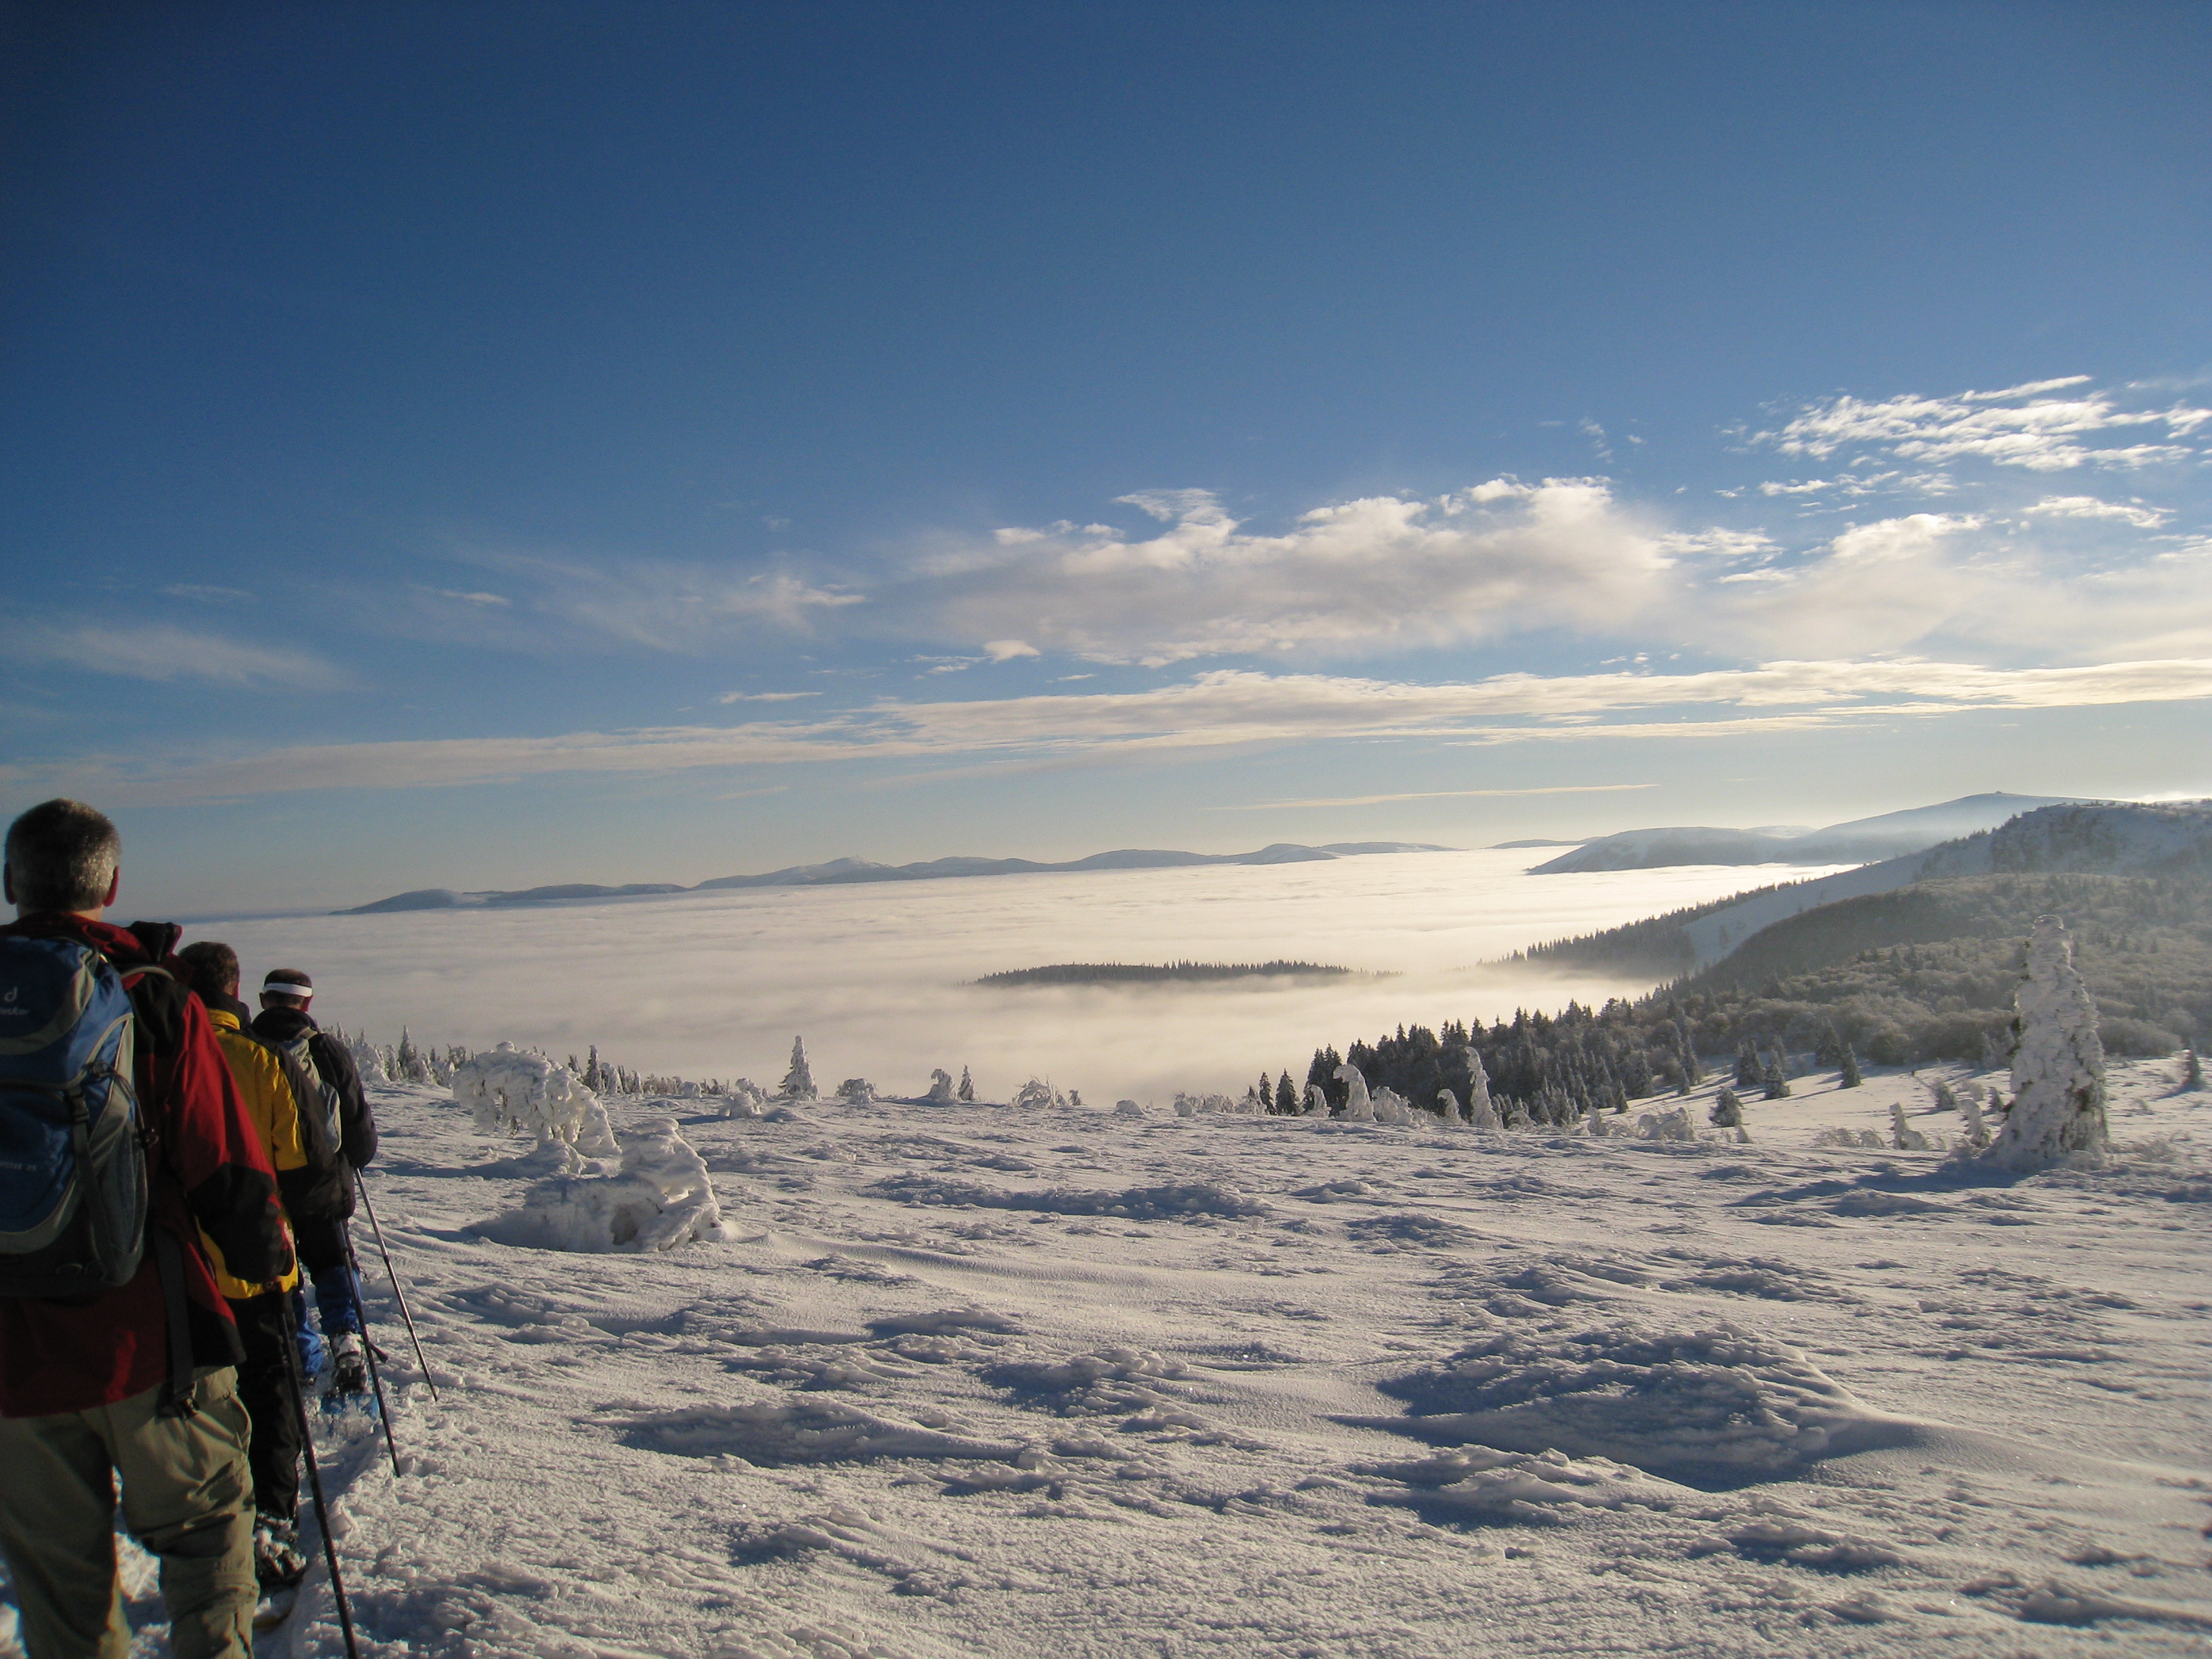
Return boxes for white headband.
[262,981,312,998]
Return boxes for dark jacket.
[251,1006,375,1216]
[0,915,293,1416]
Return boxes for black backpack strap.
[150,1226,198,1418]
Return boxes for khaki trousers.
[0,1368,257,1659]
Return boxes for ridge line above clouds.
[12,657,2209,807]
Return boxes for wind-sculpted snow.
[1357,1446,1694,1526]
[866,1171,1268,1220]
[1367,1321,1921,1486]
[613,1397,1024,1465]
[40,1055,2212,1658]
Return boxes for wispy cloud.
[2020,495,2169,528]
[713,689,821,703]
[1209,783,1659,810]
[161,583,254,605]
[4,622,350,690]
[20,656,2210,805]
[1754,380,2210,472]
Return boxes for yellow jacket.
[201,1004,304,1299]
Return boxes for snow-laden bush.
[837,1078,875,1103]
[1888,1103,1933,1151]
[474,1118,729,1252]
[715,1079,769,1119]
[350,1033,391,1084]
[1991,916,2108,1172]
[1113,1099,1144,1120]
[455,1042,619,1167]
[925,1068,957,1103]
[1370,1085,1418,1126]
[1017,1078,1068,1110]
[1631,1107,1697,1142]
[1170,1090,1237,1117]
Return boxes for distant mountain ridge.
[338,841,1452,914]
[1528,792,2084,874]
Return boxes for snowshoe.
[253,1512,308,1591]
[319,1332,376,1416]
[252,1586,298,1631]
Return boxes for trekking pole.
[279,1296,363,1659]
[338,1221,403,1477]
[354,1171,438,1401]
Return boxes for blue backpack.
[0,937,152,1298]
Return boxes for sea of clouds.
[200,851,1849,1103]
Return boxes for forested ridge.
[1286,866,2210,1127]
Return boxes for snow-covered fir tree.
[1463,1046,1500,1130]
[1709,1087,1743,1128]
[2186,1048,2205,1090]
[1839,1044,1863,1088]
[958,1065,975,1102]
[1761,1049,1792,1100]
[1992,916,2108,1171]
[780,1036,817,1099]
[926,1067,956,1102]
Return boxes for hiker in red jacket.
[0,800,293,1659]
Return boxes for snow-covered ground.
[15,1057,2206,1658]
[195,851,1853,1103]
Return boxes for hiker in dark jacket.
[0,799,292,1659]
[176,941,319,1592]
[250,969,378,1406]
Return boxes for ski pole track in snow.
[3,1057,2209,1657]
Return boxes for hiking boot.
[253,1512,308,1589]
[321,1331,371,1411]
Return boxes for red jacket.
[0,914,293,1416]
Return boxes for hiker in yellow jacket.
[177,943,315,1594]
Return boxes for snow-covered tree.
[1991,916,2108,1171]
[779,1036,817,1099]
[958,1066,976,1102]
[1436,1087,1467,1125]
[837,1077,874,1102]
[1275,1072,1298,1115]
[1710,1087,1743,1128]
[1734,1042,1761,1088]
[1889,1101,1932,1151]
[2186,1048,2205,1090]
[1015,1077,1065,1109]
[455,1042,619,1166]
[1302,1082,1329,1117]
[1334,1062,1375,1123]
[1957,1088,1991,1150]
[1463,1047,1500,1130]
[1838,1044,1863,1088]
[1761,1050,1792,1100]
[926,1067,956,1103]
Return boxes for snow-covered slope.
[17,1059,2207,1658]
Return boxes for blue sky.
[5,1,2210,914]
